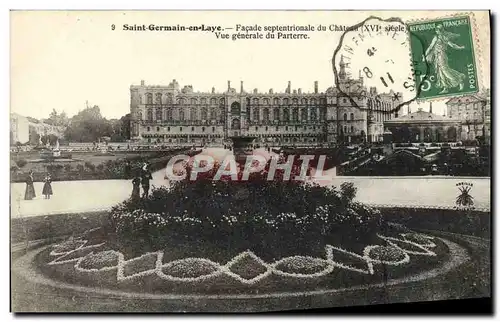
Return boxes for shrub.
[109,159,382,250]
[76,164,85,172]
[64,164,72,172]
[96,164,105,172]
[15,159,27,168]
[84,161,96,172]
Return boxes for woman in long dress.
[131,173,141,201]
[42,173,53,199]
[424,24,466,94]
[24,170,36,200]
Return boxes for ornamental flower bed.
[109,157,383,257]
[38,230,452,295]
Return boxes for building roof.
[385,108,458,124]
[445,92,489,105]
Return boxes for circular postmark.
[332,16,430,115]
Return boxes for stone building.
[10,113,66,145]
[129,67,401,146]
[445,90,491,143]
[10,113,30,144]
[384,105,462,143]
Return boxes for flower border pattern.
[47,232,439,285]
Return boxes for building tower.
[338,55,347,81]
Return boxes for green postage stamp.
[408,15,479,99]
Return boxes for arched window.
[210,108,217,120]
[273,98,280,105]
[191,98,197,105]
[210,98,217,105]
[166,109,173,121]
[351,126,354,133]
[253,108,260,121]
[310,108,317,121]
[310,98,317,105]
[146,93,153,105]
[231,118,241,130]
[273,107,280,120]
[201,107,208,120]
[253,98,259,105]
[179,109,185,121]
[156,109,162,121]
[155,93,162,104]
[231,102,241,114]
[200,98,207,105]
[138,111,143,120]
[292,107,299,121]
[292,98,298,105]
[283,98,289,105]
[283,108,290,121]
[301,108,307,121]
[350,113,354,120]
[263,108,270,122]
[343,113,347,121]
[147,109,153,121]
[166,95,173,104]
[220,98,225,105]
[189,108,196,120]
[263,98,270,105]
[301,98,308,104]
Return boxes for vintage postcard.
[10,10,491,313]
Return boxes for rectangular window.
[180,127,183,132]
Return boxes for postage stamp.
[408,15,479,100]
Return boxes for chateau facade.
[129,62,402,146]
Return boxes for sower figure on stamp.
[424,24,466,94]
[42,172,53,199]
[141,162,153,198]
[131,171,141,201]
[24,170,36,200]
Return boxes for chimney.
[269,88,274,94]
[429,102,433,114]
[212,87,215,93]
[253,88,258,94]
[293,89,297,94]
[298,88,302,94]
[140,80,145,86]
[241,81,244,93]
[227,81,231,90]
[287,81,291,93]
[314,81,318,94]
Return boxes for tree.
[110,114,131,142]
[64,105,113,142]
[46,109,69,126]
[29,125,41,145]
[41,134,59,146]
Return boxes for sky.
[10,10,490,120]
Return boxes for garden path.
[10,148,490,218]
